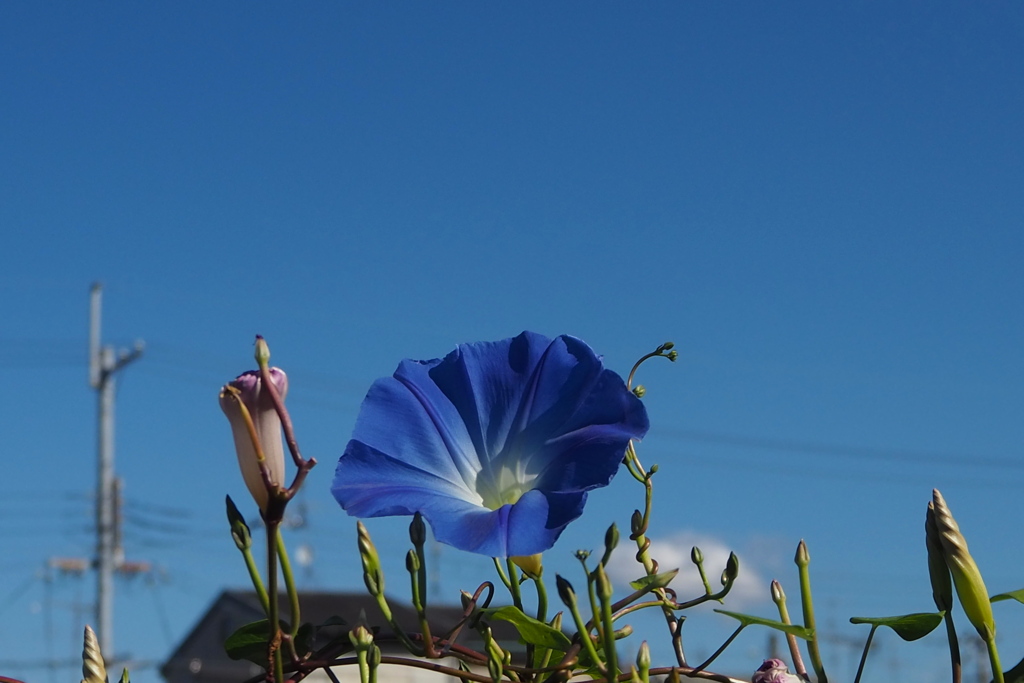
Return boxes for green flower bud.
[601,523,619,565]
[630,509,644,535]
[931,489,995,641]
[225,495,252,551]
[556,574,577,607]
[636,641,651,671]
[349,625,374,651]
[770,579,786,605]
[723,552,740,585]
[409,513,426,547]
[358,522,384,596]
[925,501,954,613]
[511,554,543,579]
[405,549,420,574]
[595,563,614,601]
[690,546,703,565]
[795,540,809,568]
[81,625,108,683]
[633,385,646,398]
[254,336,271,367]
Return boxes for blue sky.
[1,3,1022,682]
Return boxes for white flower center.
[476,458,540,510]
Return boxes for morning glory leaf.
[333,332,649,557]
[484,606,572,650]
[849,612,944,641]
[715,610,813,639]
[991,589,1024,604]
[629,569,679,591]
[225,620,314,665]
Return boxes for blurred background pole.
[89,283,143,663]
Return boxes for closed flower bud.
[752,658,801,683]
[409,512,427,547]
[925,502,954,613]
[219,367,288,512]
[636,641,651,671]
[349,625,374,651]
[691,546,704,565]
[931,489,995,641]
[595,563,614,601]
[556,574,577,607]
[81,625,108,683]
[512,554,543,579]
[723,552,740,585]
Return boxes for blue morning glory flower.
[332,331,649,557]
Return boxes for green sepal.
[849,612,945,641]
[224,619,315,665]
[483,606,571,650]
[629,569,678,591]
[119,669,130,683]
[991,588,1024,604]
[714,609,813,639]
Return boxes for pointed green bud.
[660,342,675,352]
[636,641,651,672]
[595,563,613,601]
[549,612,563,631]
[406,549,420,574]
[649,463,659,474]
[409,512,427,547]
[723,552,740,585]
[81,625,108,683]
[795,540,809,568]
[369,643,382,669]
[925,501,954,613]
[771,579,786,605]
[556,574,577,607]
[667,350,679,362]
[358,522,384,596]
[601,523,619,565]
[631,509,644,535]
[118,669,129,683]
[690,546,703,565]
[460,590,474,612]
[349,625,374,652]
[254,335,271,368]
[225,495,252,551]
[931,489,995,641]
[633,385,646,398]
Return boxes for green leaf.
[483,606,572,650]
[629,569,679,592]
[224,620,313,665]
[224,620,274,666]
[319,615,348,627]
[849,612,944,641]
[991,588,1024,604]
[714,610,813,639]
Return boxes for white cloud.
[605,530,770,611]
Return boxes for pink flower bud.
[752,659,801,683]
[219,368,288,511]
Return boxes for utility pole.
[89,283,144,662]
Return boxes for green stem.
[565,594,604,674]
[987,637,1004,683]
[535,576,549,625]
[241,545,270,615]
[942,612,961,683]
[493,557,513,592]
[852,625,876,683]
[691,625,745,673]
[276,530,301,639]
[266,520,283,683]
[505,558,524,611]
[797,551,826,683]
[600,588,617,683]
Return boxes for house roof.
[160,589,525,683]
